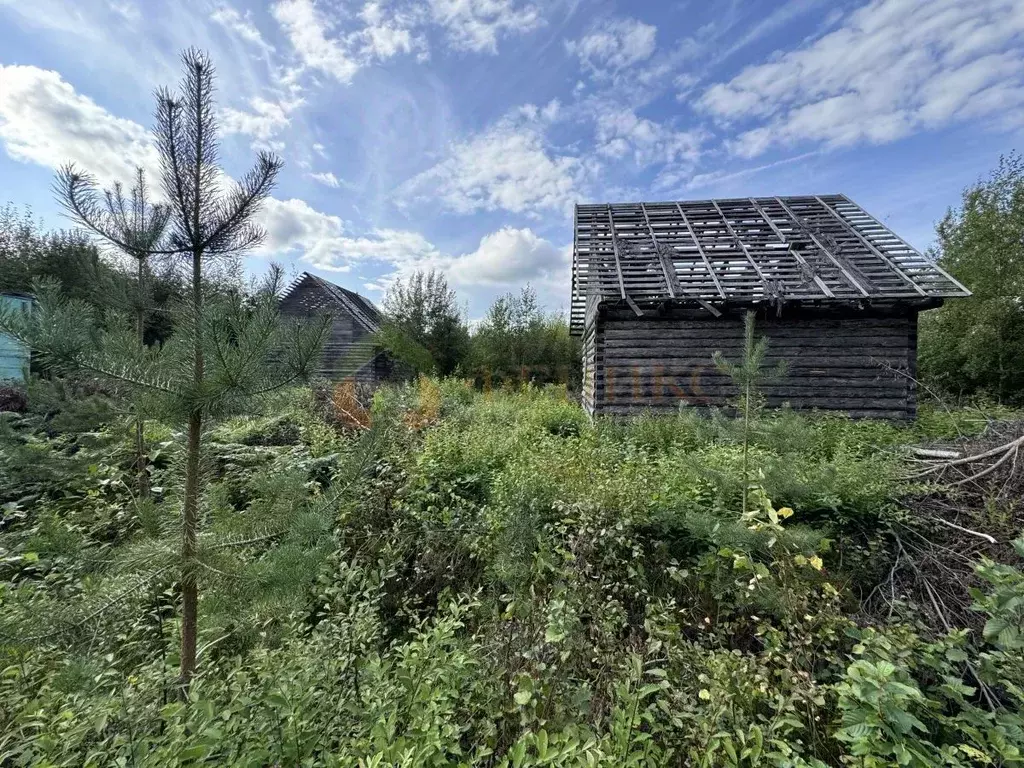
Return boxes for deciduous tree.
[919,152,1024,403]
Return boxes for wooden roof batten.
[771,197,871,298]
[747,197,835,299]
[813,196,926,297]
[570,194,971,335]
[674,202,727,299]
[835,194,972,297]
[605,204,628,301]
[639,202,722,318]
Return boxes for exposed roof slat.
[570,194,970,334]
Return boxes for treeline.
[6,147,1024,405]
[1,206,579,390]
[380,270,580,388]
[0,204,245,348]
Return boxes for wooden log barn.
[279,272,401,385]
[571,195,970,420]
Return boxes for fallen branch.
[912,448,961,460]
[909,434,1024,481]
[926,516,998,545]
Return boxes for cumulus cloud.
[447,226,567,286]
[399,116,586,216]
[566,17,657,77]
[0,64,159,186]
[257,197,442,272]
[698,0,1024,157]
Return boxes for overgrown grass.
[1,380,1022,766]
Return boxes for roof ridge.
[293,272,382,334]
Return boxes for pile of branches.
[868,421,1024,636]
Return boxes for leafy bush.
[2,380,1022,765]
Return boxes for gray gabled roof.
[570,194,970,334]
[280,272,383,333]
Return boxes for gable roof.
[280,272,383,333]
[570,194,970,334]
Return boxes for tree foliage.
[381,270,469,376]
[468,286,580,388]
[0,205,181,346]
[919,152,1024,403]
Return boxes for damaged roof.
[280,272,383,333]
[570,194,969,334]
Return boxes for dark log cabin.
[279,272,401,385]
[571,195,971,420]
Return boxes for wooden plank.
[711,200,769,285]
[601,353,908,366]
[675,203,726,298]
[774,197,871,297]
[606,205,627,300]
[748,197,835,299]
[640,202,722,317]
[597,404,913,420]
[638,202,675,299]
[838,194,971,296]
[814,196,926,296]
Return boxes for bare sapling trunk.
[135,257,151,499]
[178,251,203,692]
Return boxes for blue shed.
[0,293,33,383]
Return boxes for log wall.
[585,305,919,420]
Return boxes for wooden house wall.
[585,306,919,420]
[279,280,386,384]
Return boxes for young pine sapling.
[712,311,786,517]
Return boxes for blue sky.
[1,0,1022,318]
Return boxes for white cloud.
[211,4,275,54]
[271,0,362,83]
[220,96,303,145]
[257,197,568,306]
[0,64,159,186]
[671,150,822,194]
[698,0,1024,157]
[447,226,567,286]
[257,197,442,271]
[566,17,657,77]
[308,170,341,187]
[429,0,542,53]
[518,98,561,123]
[271,0,435,83]
[108,0,140,22]
[360,0,429,60]
[399,116,586,215]
[594,107,703,168]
